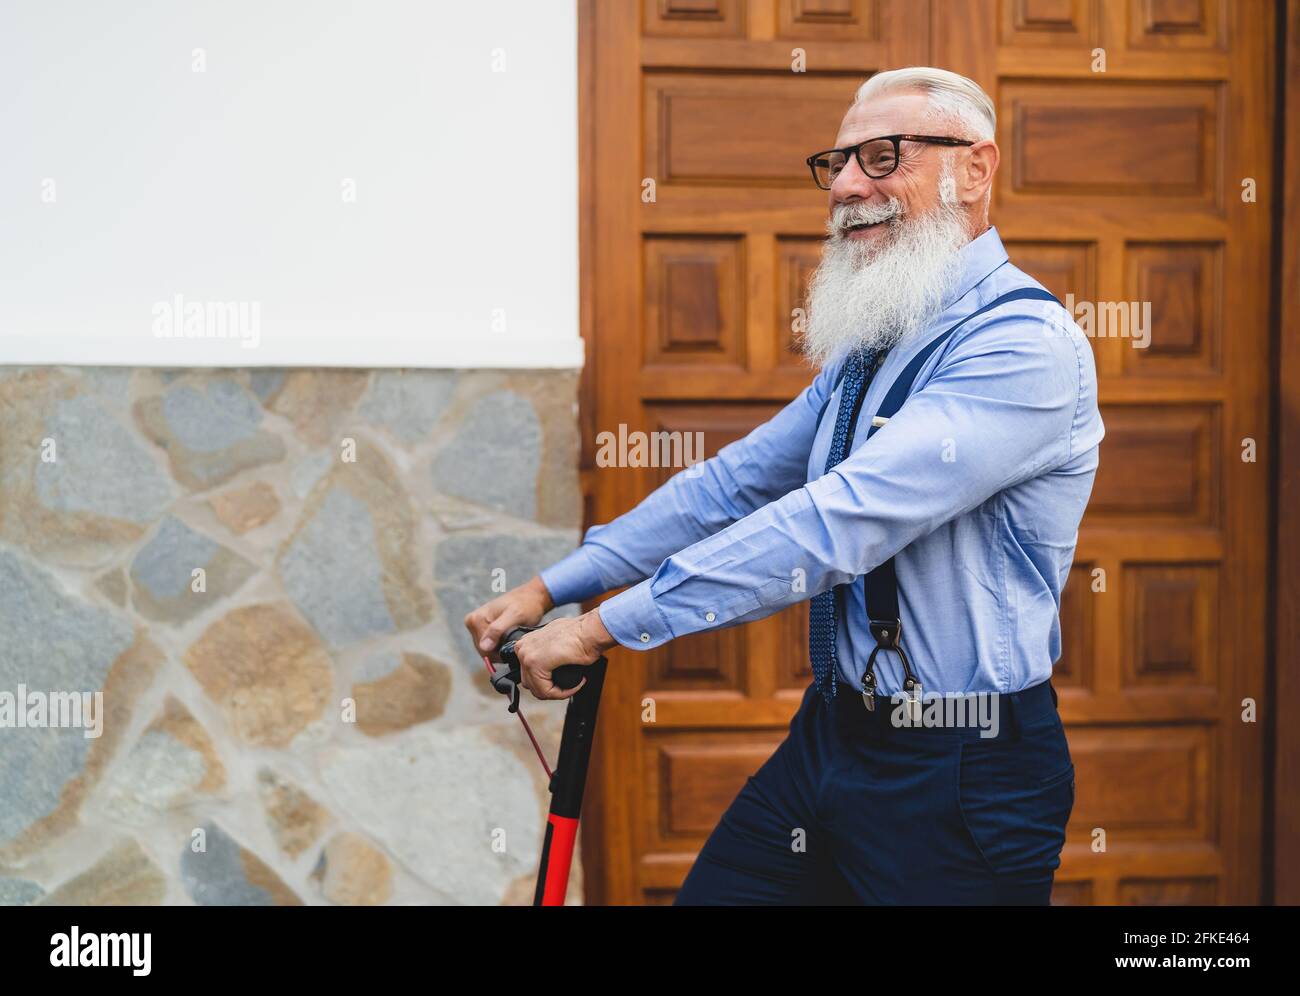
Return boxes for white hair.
[853,67,995,141]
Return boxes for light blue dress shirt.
[541,227,1104,695]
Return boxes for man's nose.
[829,153,880,204]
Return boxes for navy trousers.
[674,679,1075,905]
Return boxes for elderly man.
[465,67,1103,905]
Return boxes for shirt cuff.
[597,580,674,651]
[538,547,607,607]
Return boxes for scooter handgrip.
[552,664,586,690]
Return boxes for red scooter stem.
[495,626,608,906]
[537,813,580,905]
[532,655,606,905]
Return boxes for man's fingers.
[478,610,518,654]
[523,667,585,701]
[557,676,586,699]
[464,608,494,650]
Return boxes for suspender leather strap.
[861,287,1061,639]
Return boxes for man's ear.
[961,140,999,206]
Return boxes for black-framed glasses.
[805,134,975,189]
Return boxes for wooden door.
[579,0,1274,905]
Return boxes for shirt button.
[705,611,716,622]
[640,632,650,643]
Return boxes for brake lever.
[489,625,543,713]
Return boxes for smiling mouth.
[844,221,884,234]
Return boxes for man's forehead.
[833,91,930,146]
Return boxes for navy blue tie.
[809,346,885,702]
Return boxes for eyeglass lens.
[811,138,899,188]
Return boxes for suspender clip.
[864,618,924,721]
[860,668,877,711]
[903,677,923,725]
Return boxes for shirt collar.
[945,225,1009,310]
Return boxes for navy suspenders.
[818,286,1062,711]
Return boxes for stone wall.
[0,366,583,906]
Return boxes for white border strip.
[0,332,586,369]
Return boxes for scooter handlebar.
[499,625,590,691]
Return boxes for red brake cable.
[483,655,554,780]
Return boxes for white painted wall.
[0,0,581,368]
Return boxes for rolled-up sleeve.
[540,358,845,607]
[597,311,1088,650]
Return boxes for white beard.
[798,196,971,366]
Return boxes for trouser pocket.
[956,719,1074,878]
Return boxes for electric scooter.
[484,624,607,906]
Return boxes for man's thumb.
[479,612,514,652]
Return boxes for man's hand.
[463,575,555,658]
[514,610,617,701]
